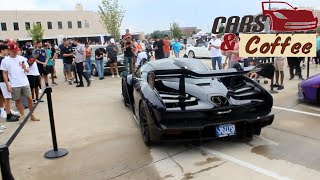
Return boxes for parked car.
[186,41,211,58]
[90,45,124,76]
[121,58,274,146]
[262,1,318,32]
[297,73,320,103]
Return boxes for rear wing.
[147,67,254,98]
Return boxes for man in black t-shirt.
[60,40,75,85]
[122,36,135,76]
[153,36,165,60]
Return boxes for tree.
[98,0,125,41]
[317,25,320,33]
[27,23,44,42]
[150,30,165,39]
[171,22,182,39]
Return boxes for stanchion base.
[269,90,279,94]
[44,148,68,159]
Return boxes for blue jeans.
[85,58,91,79]
[123,56,133,76]
[211,56,222,70]
[95,60,104,78]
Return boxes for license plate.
[216,124,236,138]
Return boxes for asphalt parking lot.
[0,59,320,180]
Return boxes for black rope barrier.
[0,87,68,180]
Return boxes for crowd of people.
[206,31,320,91]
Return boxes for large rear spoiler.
[147,67,254,98]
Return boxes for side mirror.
[147,72,155,90]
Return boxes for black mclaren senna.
[122,58,274,146]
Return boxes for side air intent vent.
[211,96,229,106]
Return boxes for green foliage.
[27,23,44,42]
[171,22,182,39]
[150,30,165,39]
[99,0,125,41]
[317,25,320,33]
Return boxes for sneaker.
[0,109,7,119]
[31,114,40,121]
[39,89,43,94]
[117,75,120,78]
[102,77,105,79]
[87,81,91,87]
[36,99,44,103]
[289,77,294,80]
[277,85,284,90]
[273,83,279,87]
[6,113,19,122]
[33,99,37,104]
[0,125,6,129]
[10,110,20,117]
[76,84,84,87]
[99,77,103,80]
[52,81,58,85]
[90,78,94,81]
[112,75,115,78]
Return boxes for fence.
[0,87,68,180]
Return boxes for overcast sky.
[1,0,320,33]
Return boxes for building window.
[77,21,82,28]
[25,22,30,30]
[58,21,62,29]
[13,22,19,31]
[68,21,72,29]
[1,23,7,31]
[47,22,52,29]
[36,22,41,26]
[84,20,89,28]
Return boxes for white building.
[0,4,108,43]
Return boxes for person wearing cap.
[24,46,42,103]
[73,38,91,87]
[106,38,120,78]
[0,41,40,122]
[0,44,20,122]
[208,34,223,70]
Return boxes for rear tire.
[122,79,130,107]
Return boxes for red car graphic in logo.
[262,1,318,32]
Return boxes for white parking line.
[200,147,292,180]
[273,106,320,117]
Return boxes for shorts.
[27,75,40,89]
[274,59,284,71]
[44,66,53,75]
[64,63,72,72]
[11,85,32,101]
[37,63,45,76]
[0,82,11,99]
[109,56,117,64]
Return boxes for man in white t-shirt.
[136,50,148,68]
[208,34,222,70]
[1,41,40,122]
